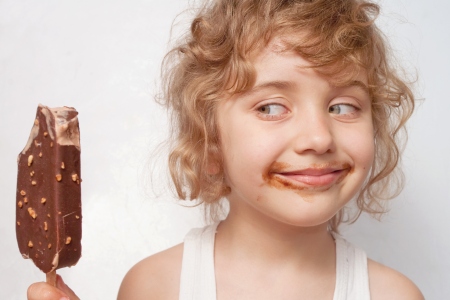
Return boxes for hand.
[27,275,80,300]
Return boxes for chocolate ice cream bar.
[16,104,82,276]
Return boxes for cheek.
[221,120,279,163]
[338,124,375,168]
[357,135,375,171]
[220,132,279,190]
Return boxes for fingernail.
[59,297,70,300]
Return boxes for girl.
[28,0,423,299]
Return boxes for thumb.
[27,281,69,300]
[56,275,80,300]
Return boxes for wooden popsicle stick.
[46,270,57,286]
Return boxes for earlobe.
[206,162,220,175]
[206,143,222,175]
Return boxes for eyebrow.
[338,80,370,96]
[239,80,297,98]
[239,79,370,98]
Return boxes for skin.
[27,43,424,300]
[27,275,78,300]
[217,44,375,230]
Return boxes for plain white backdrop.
[1,0,449,299]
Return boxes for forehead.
[251,38,369,88]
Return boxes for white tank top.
[179,222,370,300]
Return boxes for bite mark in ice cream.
[16,104,82,274]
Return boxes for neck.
[215,204,335,269]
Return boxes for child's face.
[216,42,375,227]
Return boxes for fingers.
[56,275,80,300]
[27,282,69,300]
[27,276,80,300]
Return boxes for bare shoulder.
[117,243,184,300]
[368,259,424,300]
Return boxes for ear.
[206,161,220,175]
[206,142,222,175]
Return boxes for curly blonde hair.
[161,0,415,231]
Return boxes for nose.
[291,110,336,155]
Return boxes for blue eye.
[258,104,287,116]
[329,104,357,115]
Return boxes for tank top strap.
[179,222,219,300]
[333,233,371,300]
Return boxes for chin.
[268,208,338,229]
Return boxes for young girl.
[28,0,424,299]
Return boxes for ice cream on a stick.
[16,104,82,285]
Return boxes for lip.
[266,162,351,190]
[276,168,347,187]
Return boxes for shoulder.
[117,243,184,300]
[368,259,424,300]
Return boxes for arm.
[368,259,424,300]
[117,243,183,300]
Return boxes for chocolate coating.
[16,105,82,273]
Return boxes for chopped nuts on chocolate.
[27,207,37,219]
[16,105,82,273]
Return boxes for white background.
[1,0,449,299]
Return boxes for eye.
[328,103,358,115]
[257,103,288,116]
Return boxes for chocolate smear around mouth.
[262,161,351,201]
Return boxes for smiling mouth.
[264,161,351,191]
